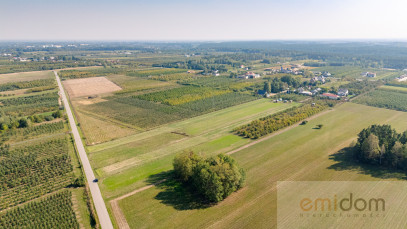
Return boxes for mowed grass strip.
[93,100,296,199]
[117,103,407,229]
[89,132,185,169]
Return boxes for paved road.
[55,71,114,229]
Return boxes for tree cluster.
[343,80,383,95]
[355,124,407,169]
[234,103,327,139]
[264,75,301,93]
[0,110,62,133]
[173,151,246,203]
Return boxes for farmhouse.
[322,71,331,77]
[298,87,313,96]
[321,93,340,100]
[238,75,249,79]
[311,88,322,95]
[257,90,273,97]
[310,75,325,84]
[244,71,261,79]
[367,72,376,78]
[362,72,376,78]
[337,88,349,97]
[212,70,220,76]
[396,74,407,82]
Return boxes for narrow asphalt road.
[55,71,114,229]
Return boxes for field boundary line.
[226,107,336,155]
[110,179,166,229]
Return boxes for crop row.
[353,89,407,112]
[136,86,230,105]
[0,79,56,92]
[0,190,79,229]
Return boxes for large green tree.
[173,152,246,203]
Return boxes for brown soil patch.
[63,77,121,98]
[76,98,107,105]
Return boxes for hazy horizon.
[1,0,407,41]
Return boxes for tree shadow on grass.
[146,171,212,211]
[328,146,407,180]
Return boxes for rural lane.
[54,71,114,229]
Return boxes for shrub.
[52,110,63,118]
[44,115,54,121]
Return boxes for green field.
[87,99,298,199]
[353,88,407,111]
[380,85,407,92]
[117,103,407,228]
[311,66,401,79]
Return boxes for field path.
[227,107,335,155]
[110,179,166,229]
[55,71,114,229]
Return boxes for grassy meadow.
[117,103,407,229]
[87,99,298,199]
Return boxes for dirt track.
[110,180,166,229]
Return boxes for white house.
[396,74,407,82]
[337,88,349,97]
[362,72,376,78]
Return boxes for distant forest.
[3,41,407,69]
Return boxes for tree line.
[234,103,327,139]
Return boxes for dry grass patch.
[75,97,108,105]
[0,71,53,84]
[76,110,136,145]
[63,77,122,98]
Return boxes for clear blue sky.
[1,0,407,41]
